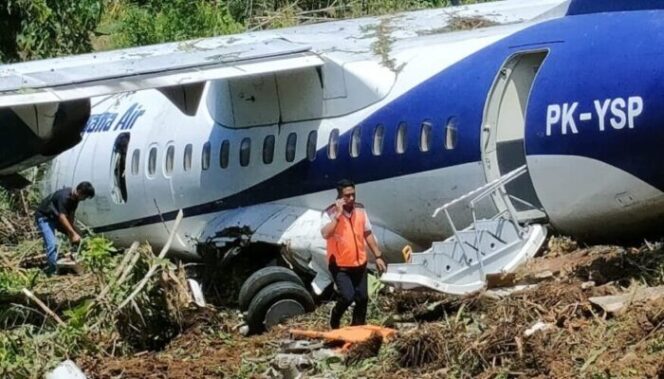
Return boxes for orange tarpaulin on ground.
[290,325,396,347]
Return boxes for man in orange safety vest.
[321,179,387,329]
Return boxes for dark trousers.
[329,264,368,329]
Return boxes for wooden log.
[22,288,65,326]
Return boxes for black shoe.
[329,306,341,329]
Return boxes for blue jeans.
[35,216,58,275]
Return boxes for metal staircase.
[381,165,547,295]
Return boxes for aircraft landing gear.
[239,266,314,334]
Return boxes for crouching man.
[35,182,95,275]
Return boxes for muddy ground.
[3,236,664,378]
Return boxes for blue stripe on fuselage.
[93,10,664,233]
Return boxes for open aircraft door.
[481,51,548,222]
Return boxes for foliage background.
[0,0,487,63]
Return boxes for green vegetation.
[0,234,196,377]
[102,0,244,49]
[0,0,102,62]
[1,0,492,62]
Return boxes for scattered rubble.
[2,235,664,377]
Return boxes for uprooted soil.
[3,236,664,378]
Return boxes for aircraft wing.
[0,38,322,107]
[0,38,323,186]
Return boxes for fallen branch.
[96,241,140,302]
[116,247,143,287]
[118,210,183,310]
[1,216,16,235]
[21,288,65,326]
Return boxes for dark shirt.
[35,187,79,221]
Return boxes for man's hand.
[334,199,344,217]
[70,233,81,244]
[375,256,387,274]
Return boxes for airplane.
[1,0,663,331]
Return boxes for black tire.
[246,281,314,333]
[238,266,305,311]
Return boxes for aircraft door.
[481,51,548,221]
[110,133,130,204]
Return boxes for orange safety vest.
[325,204,368,268]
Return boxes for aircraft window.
[420,121,432,152]
[165,145,175,175]
[263,135,275,164]
[445,117,458,150]
[240,137,251,167]
[372,124,384,156]
[184,144,193,171]
[202,142,211,171]
[220,140,229,168]
[111,133,130,204]
[307,130,317,161]
[350,127,361,158]
[148,147,157,177]
[286,133,297,163]
[328,129,339,160]
[396,122,408,154]
[131,149,140,175]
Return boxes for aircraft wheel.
[238,266,304,312]
[246,281,314,333]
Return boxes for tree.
[109,0,244,49]
[0,0,103,63]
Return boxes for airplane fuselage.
[44,3,664,267]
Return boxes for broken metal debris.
[589,286,664,315]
